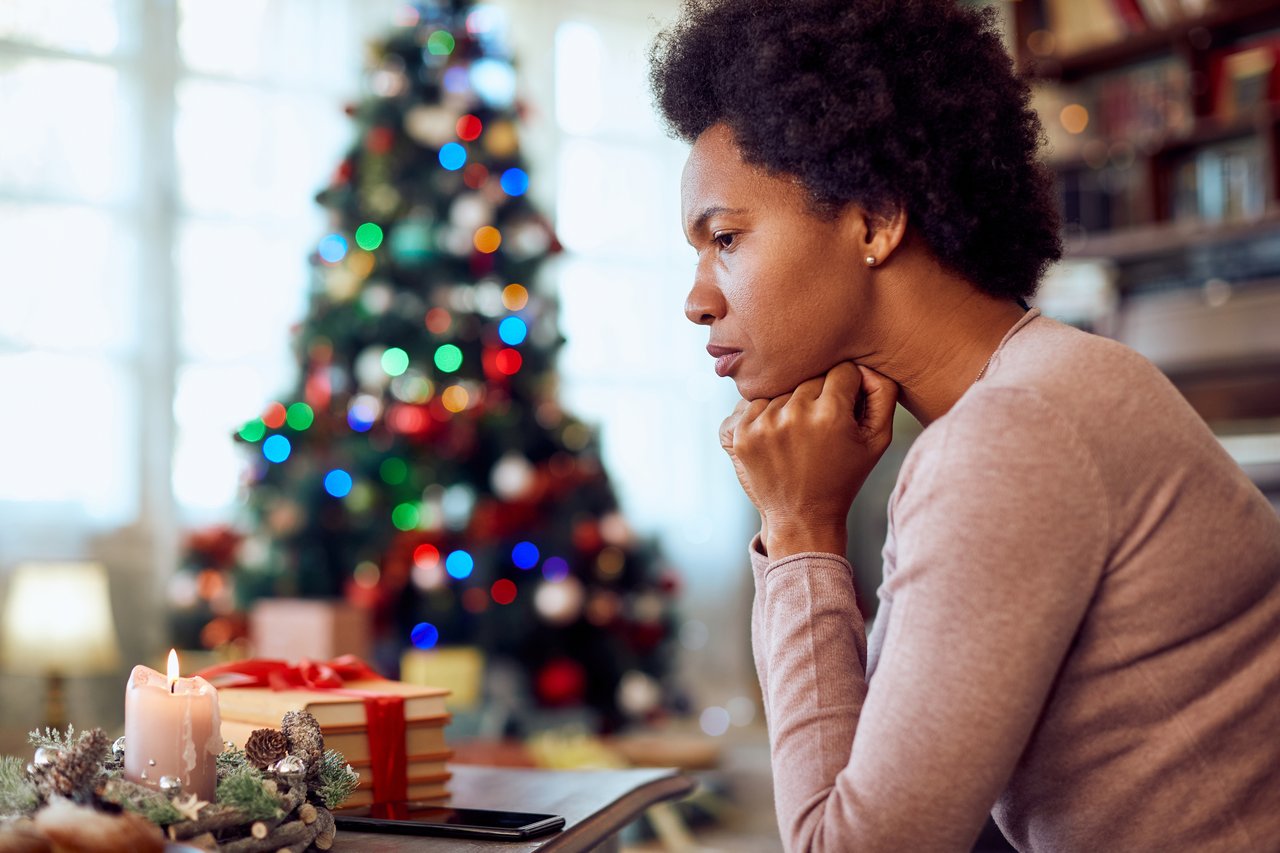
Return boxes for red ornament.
[536,658,586,707]
[366,126,395,155]
[456,114,483,141]
[462,163,489,189]
[572,519,603,554]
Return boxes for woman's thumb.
[856,365,899,434]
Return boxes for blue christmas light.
[347,397,378,432]
[499,168,529,196]
[512,541,539,569]
[262,434,291,463]
[324,469,353,497]
[446,550,474,579]
[498,316,527,345]
[410,622,439,650]
[318,234,348,263]
[542,556,569,582]
[439,142,467,171]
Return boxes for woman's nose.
[683,265,724,327]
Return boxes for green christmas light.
[355,222,384,251]
[239,420,266,442]
[380,457,408,485]
[382,347,410,376]
[434,344,463,373]
[392,502,421,531]
[426,31,455,55]
[286,402,314,430]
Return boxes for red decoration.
[262,402,287,429]
[491,579,517,605]
[456,114,483,141]
[185,525,243,569]
[366,126,396,154]
[535,658,586,707]
[572,519,603,554]
[462,163,489,189]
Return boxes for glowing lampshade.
[1,561,121,675]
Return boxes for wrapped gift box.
[206,659,451,807]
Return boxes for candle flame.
[167,648,179,691]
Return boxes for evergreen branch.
[0,755,40,817]
[27,725,76,752]
[215,764,283,821]
[100,777,184,825]
[217,745,250,777]
[314,750,358,810]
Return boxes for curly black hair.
[649,0,1062,302]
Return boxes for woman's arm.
[751,387,1108,851]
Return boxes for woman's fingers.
[814,362,863,413]
[719,398,751,451]
[857,365,898,422]
[856,364,900,445]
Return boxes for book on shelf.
[214,678,449,727]
[1209,39,1279,121]
[1044,0,1128,54]
[219,716,451,765]
[1170,137,1267,224]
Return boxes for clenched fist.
[720,362,899,560]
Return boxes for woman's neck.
[862,270,1030,429]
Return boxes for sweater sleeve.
[748,387,1109,852]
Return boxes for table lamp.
[1,561,122,730]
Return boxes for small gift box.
[200,656,451,808]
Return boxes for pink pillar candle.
[123,651,221,801]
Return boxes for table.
[332,764,696,852]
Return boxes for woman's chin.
[733,374,790,402]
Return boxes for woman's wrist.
[764,517,847,561]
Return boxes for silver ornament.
[112,736,127,758]
[147,759,157,767]
[32,747,58,768]
[273,754,306,775]
[159,775,183,794]
[224,740,236,752]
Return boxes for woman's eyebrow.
[685,205,747,242]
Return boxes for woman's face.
[681,123,873,400]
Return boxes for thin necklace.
[973,350,997,384]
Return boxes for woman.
[649,1,1280,850]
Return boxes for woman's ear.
[852,205,907,268]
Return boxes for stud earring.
[865,256,877,266]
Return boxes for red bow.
[196,655,383,691]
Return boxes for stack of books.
[217,678,452,808]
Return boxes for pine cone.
[244,729,289,769]
[35,728,109,803]
[281,711,324,780]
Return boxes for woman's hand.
[720,362,899,559]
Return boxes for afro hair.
[649,0,1062,302]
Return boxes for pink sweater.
[749,308,1280,851]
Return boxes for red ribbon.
[197,656,408,804]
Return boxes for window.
[0,0,398,558]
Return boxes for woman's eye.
[713,232,736,250]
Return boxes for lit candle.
[123,649,221,801]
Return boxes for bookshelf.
[1013,1,1280,462]
[1012,0,1280,270]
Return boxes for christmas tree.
[172,0,682,733]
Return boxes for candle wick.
[171,681,175,694]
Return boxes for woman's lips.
[707,345,744,377]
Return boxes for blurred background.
[1,0,1278,849]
